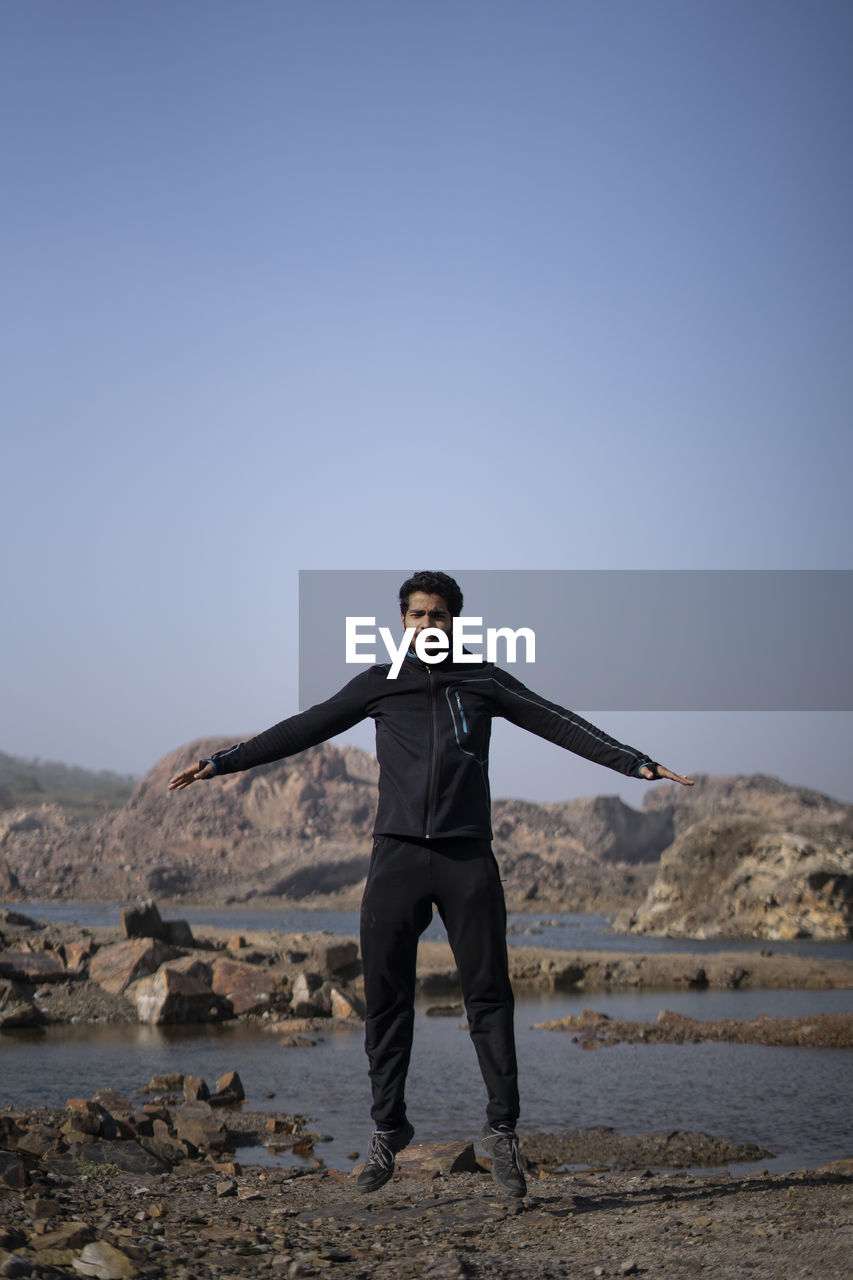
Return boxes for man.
[169,570,693,1197]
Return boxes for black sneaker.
[480,1123,527,1198]
[356,1121,415,1193]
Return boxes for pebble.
[72,1241,137,1278]
[1,1257,33,1279]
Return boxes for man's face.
[402,591,453,656]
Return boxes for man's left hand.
[640,764,694,786]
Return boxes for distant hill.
[0,745,850,936]
[0,750,135,818]
[0,738,668,909]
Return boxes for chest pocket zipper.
[454,690,469,734]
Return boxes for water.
[2,903,851,1175]
[2,985,851,1176]
[8,901,853,960]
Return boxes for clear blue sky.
[2,1,851,806]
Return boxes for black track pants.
[359,834,519,1131]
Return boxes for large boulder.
[0,978,43,1028]
[172,1100,228,1153]
[120,898,166,940]
[127,965,229,1025]
[120,898,195,947]
[0,949,66,984]
[209,957,280,1015]
[621,817,853,939]
[89,939,180,995]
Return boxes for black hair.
[398,570,464,618]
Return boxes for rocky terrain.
[2,896,852,1277]
[0,740,671,912]
[1,1083,852,1280]
[0,902,365,1032]
[619,811,853,942]
[3,902,853,1035]
[1,744,852,938]
[535,1007,853,1047]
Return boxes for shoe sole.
[356,1167,394,1193]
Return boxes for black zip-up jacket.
[206,653,657,840]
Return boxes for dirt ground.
[2,1121,852,1280]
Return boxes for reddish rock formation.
[1,744,851,935]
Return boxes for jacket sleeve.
[206,669,375,776]
[489,667,656,779]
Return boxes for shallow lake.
[3,900,853,1177]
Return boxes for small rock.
[1,1256,34,1279]
[0,1153,30,1190]
[183,1076,210,1102]
[172,1103,227,1153]
[619,1263,639,1276]
[32,1223,94,1253]
[215,1070,245,1102]
[395,1140,479,1177]
[64,939,96,974]
[313,940,359,975]
[145,1072,184,1093]
[0,979,43,1028]
[72,1240,137,1278]
[291,972,330,1016]
[120,899,165,942]
[24,1196,63,1221]
[329,986,364,1020]
[216,1179,237,1197]
[0,950,66,984]
[64,1099,103,1135]
[162,919,194,947]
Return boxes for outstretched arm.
[491,668,694,785]
[166,668,377,793]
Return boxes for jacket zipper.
[454,690,468,734]
[425,665,439,838]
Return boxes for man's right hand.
[168,762,215,791]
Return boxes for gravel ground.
[2,1149,852,1279]
[2,1103,853,1280]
